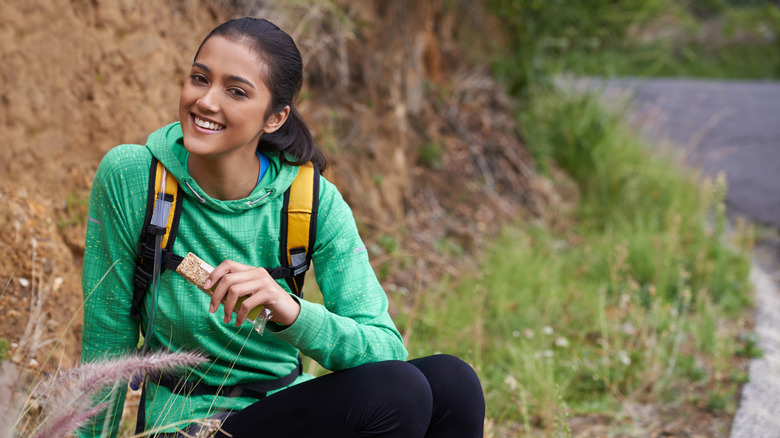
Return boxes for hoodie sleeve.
[273,178,408,370]
[78,145,149,438]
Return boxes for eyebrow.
[192,62,256,90]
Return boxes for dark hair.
[197,17,327,171]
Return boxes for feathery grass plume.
[26,351,206,438]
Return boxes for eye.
[190,74,208,85]
[228,88,248,98]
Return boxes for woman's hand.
[204,260,301,327]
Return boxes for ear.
[263,106,291,134]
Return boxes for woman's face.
[179,35,285,160]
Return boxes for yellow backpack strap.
[150,160,182,249]
[131,158,184,321]
[278,161,320,297]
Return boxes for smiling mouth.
[193,115,225,131]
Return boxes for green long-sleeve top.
[78,123,408,437]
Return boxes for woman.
[79,17,484,437]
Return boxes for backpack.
[130,157,320,321]
[130,157,318,433]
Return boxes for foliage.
[487,0,780,92]
[58,189,90,230]
[404,89,753,433]
[487,0,677,94]
[0,338,9,361]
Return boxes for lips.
[193,114,225,131]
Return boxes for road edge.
[730,256,780,437]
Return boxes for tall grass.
[404,87,753,435]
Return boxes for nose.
[196,87,219,113]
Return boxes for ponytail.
[259,105,327,172]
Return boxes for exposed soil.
[0,0,226,370]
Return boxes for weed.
[735,332,763,359]
[704,386,733,414]
[377,233,399,254]
[0,338,9,361]
[58,190,89,230]
[416,141,444,169]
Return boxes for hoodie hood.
[145,122,299,213]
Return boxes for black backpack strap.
[153,356,303,399]
[278,162,320,298]
[131,157,184,321]
[132,158,184,435]
[135,379,148,436]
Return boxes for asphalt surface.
[572,77,780,437]
[583,78,780,229]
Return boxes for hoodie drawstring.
[247,191,272,207]
[185,181,206,204]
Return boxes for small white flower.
[523,329,534,339]
[555,337,569,348]
[543,326,554,335]
[504,374,518,391]
[617,351,631,366]
[621,322,638,336]
[512,330,521,338]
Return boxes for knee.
[412,354,483,395]
[372,360,434,404]
[348,361,433,435]
[410,354,485,420]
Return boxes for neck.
[188,151,260,200]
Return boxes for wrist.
[272,293,301,327]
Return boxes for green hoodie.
[78,123,407,437]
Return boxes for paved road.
[576,78,780,437]
[573,78,780,229]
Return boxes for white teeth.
[194,116,224,131]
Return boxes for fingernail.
[204,279,212,289]
[209,304,215,313]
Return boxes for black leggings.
[215,354,485,437]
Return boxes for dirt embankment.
[0,0,227,367]
[0,0,566,369]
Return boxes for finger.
[235,292,266,326]
[221,275,253,323]
[220,272,268,323]
[226,269,275,325]
[207,260,251,313]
